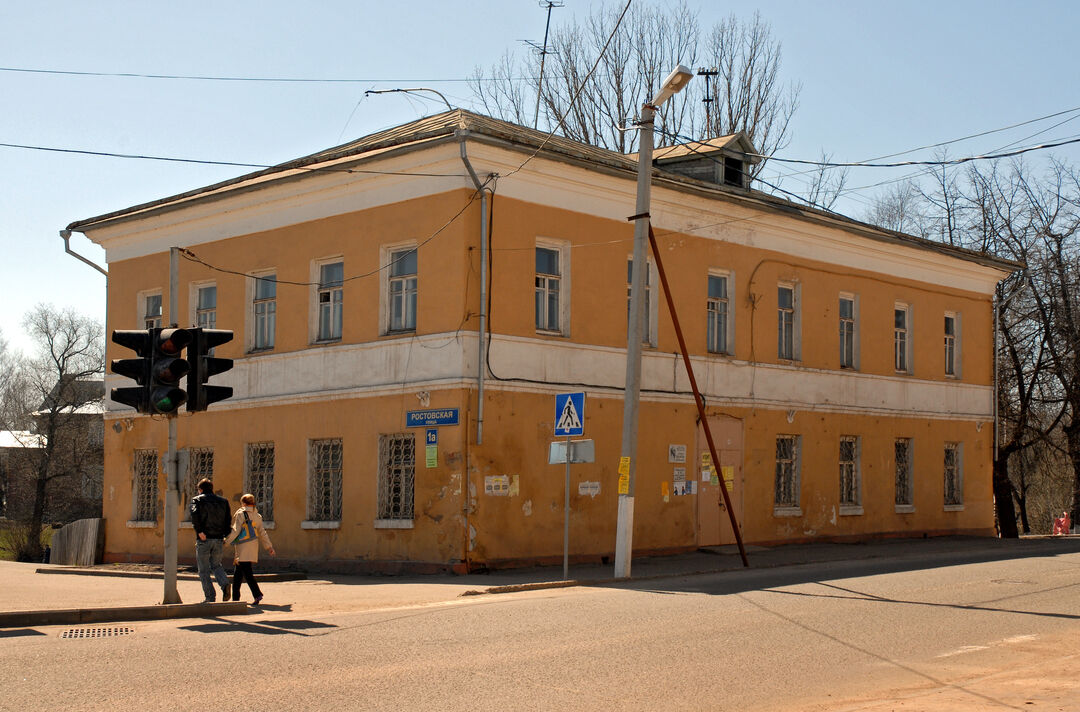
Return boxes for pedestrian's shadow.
[0,628,46,638]
[179,617,335,636]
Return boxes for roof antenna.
[522,1,563,129]
[697,67,718,137]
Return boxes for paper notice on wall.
[426,445,438,468]
[578,481,601,498]
[484,475,510,496]
[673,466,686,483]
[721,465,734,489]
[618,473,630,495]
[701,452,715,482]
[618,456,631,476]
[673,481,687,496]
[669,444,686,463]
[661,481,670,502]
[509,474,520,497]
[689,481,698,495]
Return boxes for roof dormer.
[651,132,760,189]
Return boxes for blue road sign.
[554,392,585,437]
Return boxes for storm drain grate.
[61,626,135,639]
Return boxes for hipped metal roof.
[67,109,1020,274]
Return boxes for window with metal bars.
[839,436,860,507]
[944,442,963,506]
[132,449,158,522]
[308,439,343,522]
[774,435,799,508]
[182,448,214,522]
[378,433,415,521]
[245,442,275,522]
[895,438,913,507]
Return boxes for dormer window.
[723,156,745,187]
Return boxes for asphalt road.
[4,549,1080,711]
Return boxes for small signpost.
[551,393,589,580]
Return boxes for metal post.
[162,247,181,604]
[563,434,571,580]
[614,104,655,579]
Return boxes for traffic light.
[186,328,234,412]
[148,327,191,414]
[110,330,152,412]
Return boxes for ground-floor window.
[182,447,214,522]
[308,438,343,522]
[839,436,860,509]
[944,442,963,507]
[774,435,800,509]
[378,433,415,522]
[132,449,158,522]
[895,438,913,508]
[245,442,275,522]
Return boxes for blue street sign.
[426,428,438,446]
[554,392,585,437]
[406,408,460,427]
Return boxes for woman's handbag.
[233,511,257,544]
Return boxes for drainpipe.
[993,290,999,462]
[60,229,108,277]
[458,130,489,446]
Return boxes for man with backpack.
[190,478,232,602]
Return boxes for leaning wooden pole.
[648,224,749,567]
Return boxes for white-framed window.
[777,283,800,360]
[535,239,570,335]
[839,436,861,513]
[250,272,276,352]
[182,447,214,523]
[314,259,344,342]
[195,284,217,329]
[774,435,801,513]
[707,271,733,355]
[895,302,913,373]
[626,257,658,347]
[388,248,417,332]
[306,438,343,525]
[895,438,914,511]
[131,449,158,523]
[944,311,961,378]
[839,293,858,369]
[245,442,275,523]
[376,433,415,527]
[944,442,963,509]
[140,292,163,330]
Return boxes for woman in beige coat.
[224,494,275,604]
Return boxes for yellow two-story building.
[69,110,1016,572]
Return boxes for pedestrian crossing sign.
[554,392,585,436]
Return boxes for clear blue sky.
[2,1,1077,352]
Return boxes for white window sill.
[895,504,916,514]
[301,521,339,530]
[127,521,156,528]
[944,504,965,512]
[773,506,802,518]
[838,505,863,516]
[535,329,568,338]
[375,519,414,529]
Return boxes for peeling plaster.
[468,524,477,551]
[829,507,837,526]
[522,499,533,516]
[450,472,461,496]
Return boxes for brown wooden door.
[696,416,744,547]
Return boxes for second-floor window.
[778,284,795,360]
[253,274,276,351]
[707,274,730,354]
[196,285,217,329]
[144,294,162,329]
[839,295,856,368]
[318,261,344,341]
[535,246,561,332]
[895,303,911,372]
[389,249,417,332]
[944,312,958,377]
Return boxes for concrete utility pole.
[162,247,181,604]
[614,66,693,579]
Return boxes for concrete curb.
[0,601,252,628]
[35,567,306,582]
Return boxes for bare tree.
[863,180,926,236]
[471,2,799,174]
[2,305,104,560]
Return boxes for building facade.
[70,111,1015,572]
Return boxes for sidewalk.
[3,535,1079,627]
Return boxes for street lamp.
[614,65,693,579]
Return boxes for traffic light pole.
[162,247,181,604]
